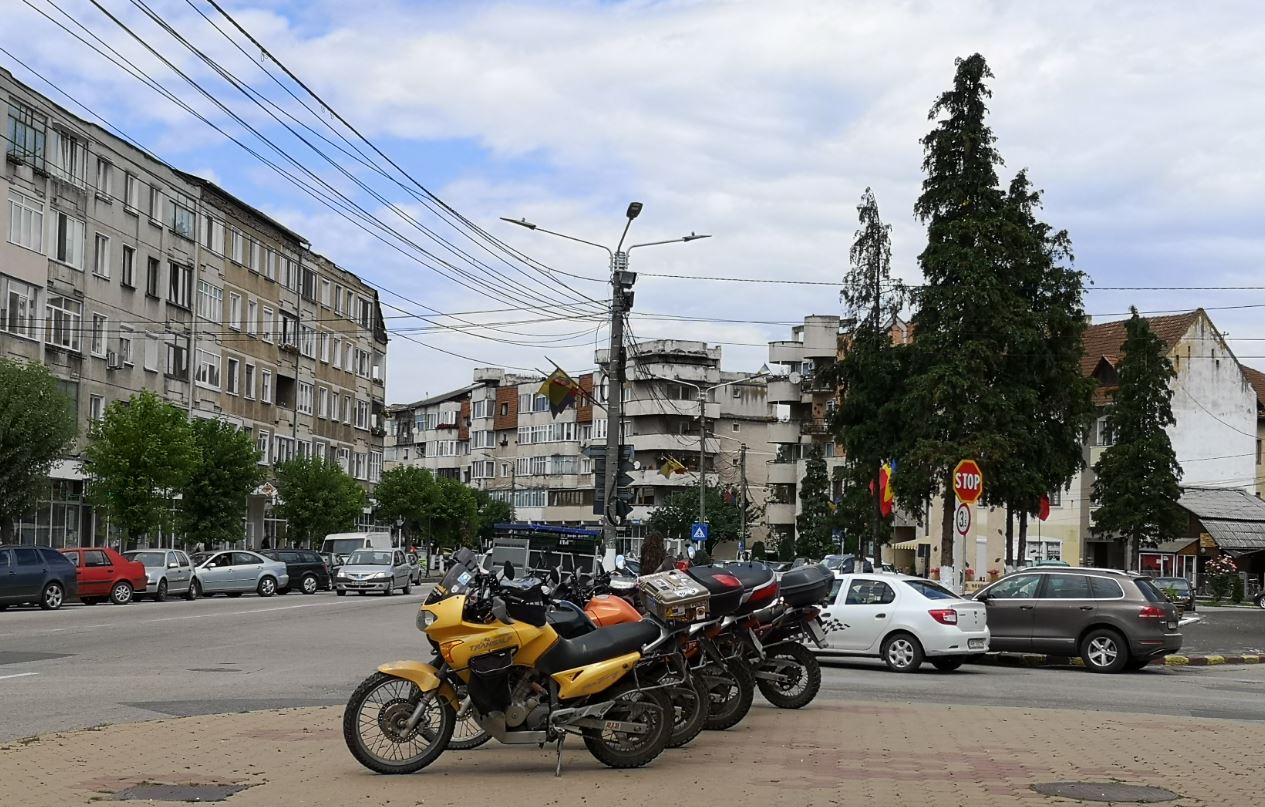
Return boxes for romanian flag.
[869,460,895,517]
[659,457,687,478]
[538,368,580,418]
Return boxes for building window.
[195,349,221,389]
[298,381,313,415]
[370,451,383,483]
[117,325,134,365]
[3,277,39,339]
[330,336,341,366]
[149,185,163,221]
[300,325,316,358]
[357,296,372,329]
[226,357,240,395]
[320,278,331,307]
[1048,489,1062,508]
[94,158,113,199]
[1095,416,1115,447]
[261,369,273,403]
[229,228,244,263]
[170,193,195,239]
[261,307,274,342]
[256,429,270,464]
[196,280,223,323]
[7,189,44,253]
[280,312,298,348]
[90,313,107,356]
[168,262,193,309]
[48,129,86,185]
[337,447,351,473]
[301,267,316,301]
[201,213,225,254]
[247,299,258,336]
[228,292,242,331]
[124,173,140,211]
[89,394,105,422]
[244,362,256,399]
[120,245,135,287]
[6,99,47,169]
[45,295,82,350]
[343,394,353,425]
[319,332,330,363]
[146,256,160,297]
[273,436,294,465]
[265,249,276,281]
[92,233,110,278]
[355,399,370,429]
[143,332,160,372]
[166,336,189,378]
[318,386,330,419]
[250,240,262,272]
[52,211,85,269]
[333,285,344,315]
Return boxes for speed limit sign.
[954,503,971,538]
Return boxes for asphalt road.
[1180,606,1265,655]
[2,590,1265,742]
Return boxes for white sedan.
[815,573,990,672]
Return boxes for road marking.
[0,672,39,681]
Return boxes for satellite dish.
[789,371,802,385]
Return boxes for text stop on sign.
[952,459,984,504]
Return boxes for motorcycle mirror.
[686,545,696,560]
[503,561,515,580]
[614,554,626,571]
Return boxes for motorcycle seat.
[547,604,597,639]
[539,619,660,676]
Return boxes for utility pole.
[869,244,883,566]
[698,391,708,527]
[739,443,748,558]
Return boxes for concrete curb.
[973,652,1262,668]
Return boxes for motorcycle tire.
[447,695,492,751]
[703,659,754,732]
[582,680,673,769]
[756,642,821,710]
[666,675,709,749]
[343,672,454,775]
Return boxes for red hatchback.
[60,548,148,605]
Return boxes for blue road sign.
[690,522,710,542]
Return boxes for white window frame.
[298,381,314,415]
[51,211,85,270]
[247,299,258,336]
[117,325,134,365]
[195,348,222,390]
[90,313,107,356]
[168,262,193,309]
[261,306,274,343]
[92,233,110,278]
[7,189,44,254]
[124,173,140,212]
[166,335,189,379]
[261,368,273,403]
[318,386,330,419]
[256,429,271,465]
[170,193,195,239]
[228,292,242,331]
[196,280,223,323]
[225,356,240,395]
[94,157,113,200]
[45,295,82,351]
[89,394,105,422]
[3,276,40,340]
[244,362,256,399]
[120,244,135,287]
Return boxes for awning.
[1151,538,1199,555]
[889,539,927,551]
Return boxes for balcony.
[767,461,800,485]
[767,421,803,444]
[769,340,803,365]
[628,469,717,488]
[624,397,719,420]
[767,502,797,525]
[800,317,841,359]
[801,419,831,437]
[629,433,720,454]
[766,379,801,404]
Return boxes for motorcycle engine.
[504,673,548,729]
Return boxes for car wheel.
[185,579,201,601]
[336,589,347,597]
[257,576,277,597]
[931,656,965,672]
[1080,628,1128,674]
[154,579,168,603]
[300,574,318,595]
[110,581,134,605]
[1255,593,1265,610]
[40,582,65,611]
[383,583,394,596]
[881,632,924,673]
[403,580,412,595]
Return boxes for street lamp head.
[682,232,711,243]
[625,202,644,221]
[500,216,537,230]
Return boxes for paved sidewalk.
[1,700,1260,806]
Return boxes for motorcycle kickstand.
[554,734,566,777]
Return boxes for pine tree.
[1091,309,1185,567]
[795,446,835,559]
[899,53,1026,567]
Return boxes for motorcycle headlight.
[416,607,438,632]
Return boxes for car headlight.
[372,571,389,579]
[416,608,437,632]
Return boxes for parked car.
[261,549,330,594]
[404,552,422,586]
[0,545,78,611]
[974,567,1182,673]
[122,549,197,601]
[1152,576,1195,613]
[190,550,289,598]
[60,547,148,605]
[333,548,412,596]
[814,573,990,672]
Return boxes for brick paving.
[1,699,1259,806]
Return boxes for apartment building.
[0,66,388,549]
[385,340,773,555]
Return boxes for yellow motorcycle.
[343,548,673,774]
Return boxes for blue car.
[0,545,79,611]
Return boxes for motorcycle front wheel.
[343,672,454,774]
[447,695,492,751]
[703,659,754,731]
[582,680,672,769]
[756,642,821,709]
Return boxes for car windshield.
[904,580,958,600]
[348,550,393,566]
[126,551,166,566]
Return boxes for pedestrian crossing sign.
[690,523,709,542]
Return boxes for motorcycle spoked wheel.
[343,672,455,774]
[755,642,821,709]
[666,675,709,749]
[447,694,492,751]
[581,680,673,769]
[702,659,754,731]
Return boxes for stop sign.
[952,459,984,504]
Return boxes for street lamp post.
[502,206,709,548]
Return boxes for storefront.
[1138,537,1203,583]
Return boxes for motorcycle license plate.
[807,619,828,647]
[968,639,986,650]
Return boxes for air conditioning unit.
[106,350,123,370]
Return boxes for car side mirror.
[976,592,991,603]
[686,545,696,560]
[168,562,179,569]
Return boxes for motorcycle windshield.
[432,548,480,601]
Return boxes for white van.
[320,532,395,558]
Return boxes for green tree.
[272,457,367,547]
[375,465,439,544]
[640,531,667,572]
[85,391,196,542]
[430,476,478,548]
[646,485,754,555]
[0,360,77,541]
[1090,309,1185,567]
[795,446,835,559]
[832,188,908,562]
[178,418,263,547]
[474,488,515,543]
[898,53,1025,567]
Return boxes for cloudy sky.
[4,0,1263,403]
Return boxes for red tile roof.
[1080,310,1202,377]
[1242,365,1265,411]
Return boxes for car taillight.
[928,608,958,625]
[1138,605,1167,619]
